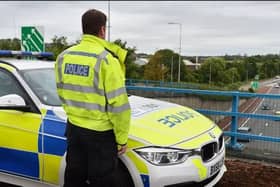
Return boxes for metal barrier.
[126,85,280,151]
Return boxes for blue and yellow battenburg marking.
[39,110,66,184]
[0,111,42,179]
[0,109,66,184]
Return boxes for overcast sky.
[1,1,280,56]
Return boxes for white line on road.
[265,122,269,127]
[240,86,273,127]
[224,86,273,144]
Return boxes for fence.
[126,85,280,160]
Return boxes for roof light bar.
[0,50,53,58]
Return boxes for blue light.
[0,50,12,56]
[0,50,53,58]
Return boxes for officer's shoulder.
[57,45,76,58]
[104,47,118,60]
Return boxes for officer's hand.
[118,144,127,155]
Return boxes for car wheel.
[114,159,135,187]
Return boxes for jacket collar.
[81,34,127,65]
[82,34,128,76]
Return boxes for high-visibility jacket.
[54,34,131,145]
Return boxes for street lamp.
[107,0,111,41]
[171,56,173,82]
[168,22,182,82]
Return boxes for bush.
[248,87,255,93]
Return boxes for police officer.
[55,9,131,187]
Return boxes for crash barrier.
[126,85,280,152]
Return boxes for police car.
[0,50,226,187]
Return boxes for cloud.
[0,1,280,55]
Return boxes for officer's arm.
[102,55,131,146]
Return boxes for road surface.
[239,80,280,158]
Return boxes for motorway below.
[226,78,280,162]
[240,81,280,157]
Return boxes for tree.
[230,60,247,82]
[224,67,240,84]
[144,51,168,80]
[144,49,173,81]
[144,49,192,82]
[182,68,198,83]
[259,60,280,79]
[45,36,69,59]
[0,38,21,50]
[243,57,258,80]
[198,57,227,85]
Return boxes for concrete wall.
[128,90,246,122]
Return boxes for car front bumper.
[144,147,226,187]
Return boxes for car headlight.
[134,146,193,166]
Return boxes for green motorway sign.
[251,81,259,90]
[21,26,44,52]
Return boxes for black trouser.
[64,120,118,187]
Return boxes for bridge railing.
[126,85,280,151]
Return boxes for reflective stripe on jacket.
[55,34,131,145]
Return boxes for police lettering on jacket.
[64,63,89,77]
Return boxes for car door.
[0,67,42,180]
[19,66,67,185]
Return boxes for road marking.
[223,85,273,144]
[265,122,269,127]
[240,86,273,127]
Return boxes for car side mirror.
[0,94,30,112]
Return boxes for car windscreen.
[21,68,62,106]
